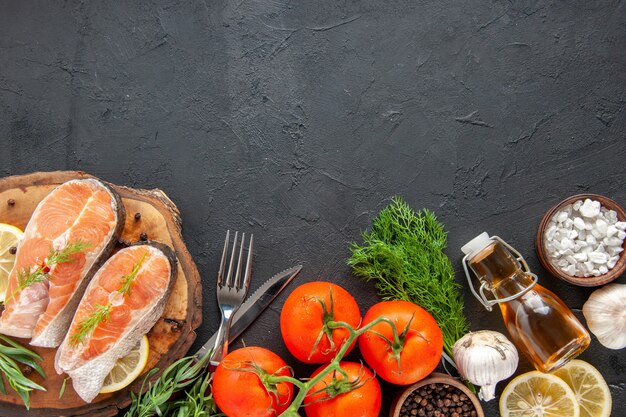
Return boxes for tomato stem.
[277,315,399,416]
[308,288,338,360]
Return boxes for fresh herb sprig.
[70,254,147,346]
[0,335,46,409]
[347,196,469,359]
[5,240,91,303]
[124,349,217,417]
[70,303,112,346]
[119,253,146,296]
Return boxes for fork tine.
[242,234,253,291]
[225,231,239,287]
[234,233,245,288]
[217,230,230,286]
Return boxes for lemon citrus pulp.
[100,335,149,394]
[500,370,580,417]
[553,359,612,417]
[0,223,24,303]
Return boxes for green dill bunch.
[348,196,469,358]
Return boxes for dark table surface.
[1,1,625,416]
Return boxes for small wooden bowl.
[389,373,484,417]
[536,194,626,287]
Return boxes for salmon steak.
[0,179,124,346]
[55,243,177,403]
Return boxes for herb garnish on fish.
[69,254,146,346]
[4,240,91,303]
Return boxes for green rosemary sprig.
[0,335,46,410]
[124,349,216,417]
[4,240,91,303]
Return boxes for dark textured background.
[1,1,625,416]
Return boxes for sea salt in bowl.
[536,194,626,286]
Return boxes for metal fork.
[203,230,253,365]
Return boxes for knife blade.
[195,264,302,358]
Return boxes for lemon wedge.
[100,335,149,394]
[500,370,580,417]
[553,360,612,417]
[0,223,24,303]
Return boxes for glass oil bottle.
[461,233,590,373]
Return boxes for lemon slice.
[500,371,580,417]
[553,360,612,417]
[100,335,149,394]
[0,223,24,303]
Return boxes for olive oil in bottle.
[461,233,590,373]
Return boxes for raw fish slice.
[0,179,124,345]
[55,243,176,403]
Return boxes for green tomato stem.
[277,315,400,416]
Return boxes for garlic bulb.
[453,330,518,402]
[582,283,626,350]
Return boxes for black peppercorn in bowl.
[389,373,484,417]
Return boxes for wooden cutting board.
[0,171,202,417]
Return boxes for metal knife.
[195,264,302,358]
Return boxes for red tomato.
[358,300,443,385]
[280,282,361,363]
[303,361,381,417]
[212,346,293,417]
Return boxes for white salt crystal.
[596,219,608,234]
[618,230,626,240]
[573,253,588,262]
[573,200,583,210]
[606,237,623,247]
[565,265,577,275]
[615,221,626,230]
[561,237,574,249]
[589,252,608,264]
[586,235,597,245]
[573,217,586,230]
[607,225,618,238]
[557,211,569,223]
[580,199,601,217]
[599,265,608,274]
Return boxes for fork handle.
[206,309,235,366]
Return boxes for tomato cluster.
[212,281,444,417]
